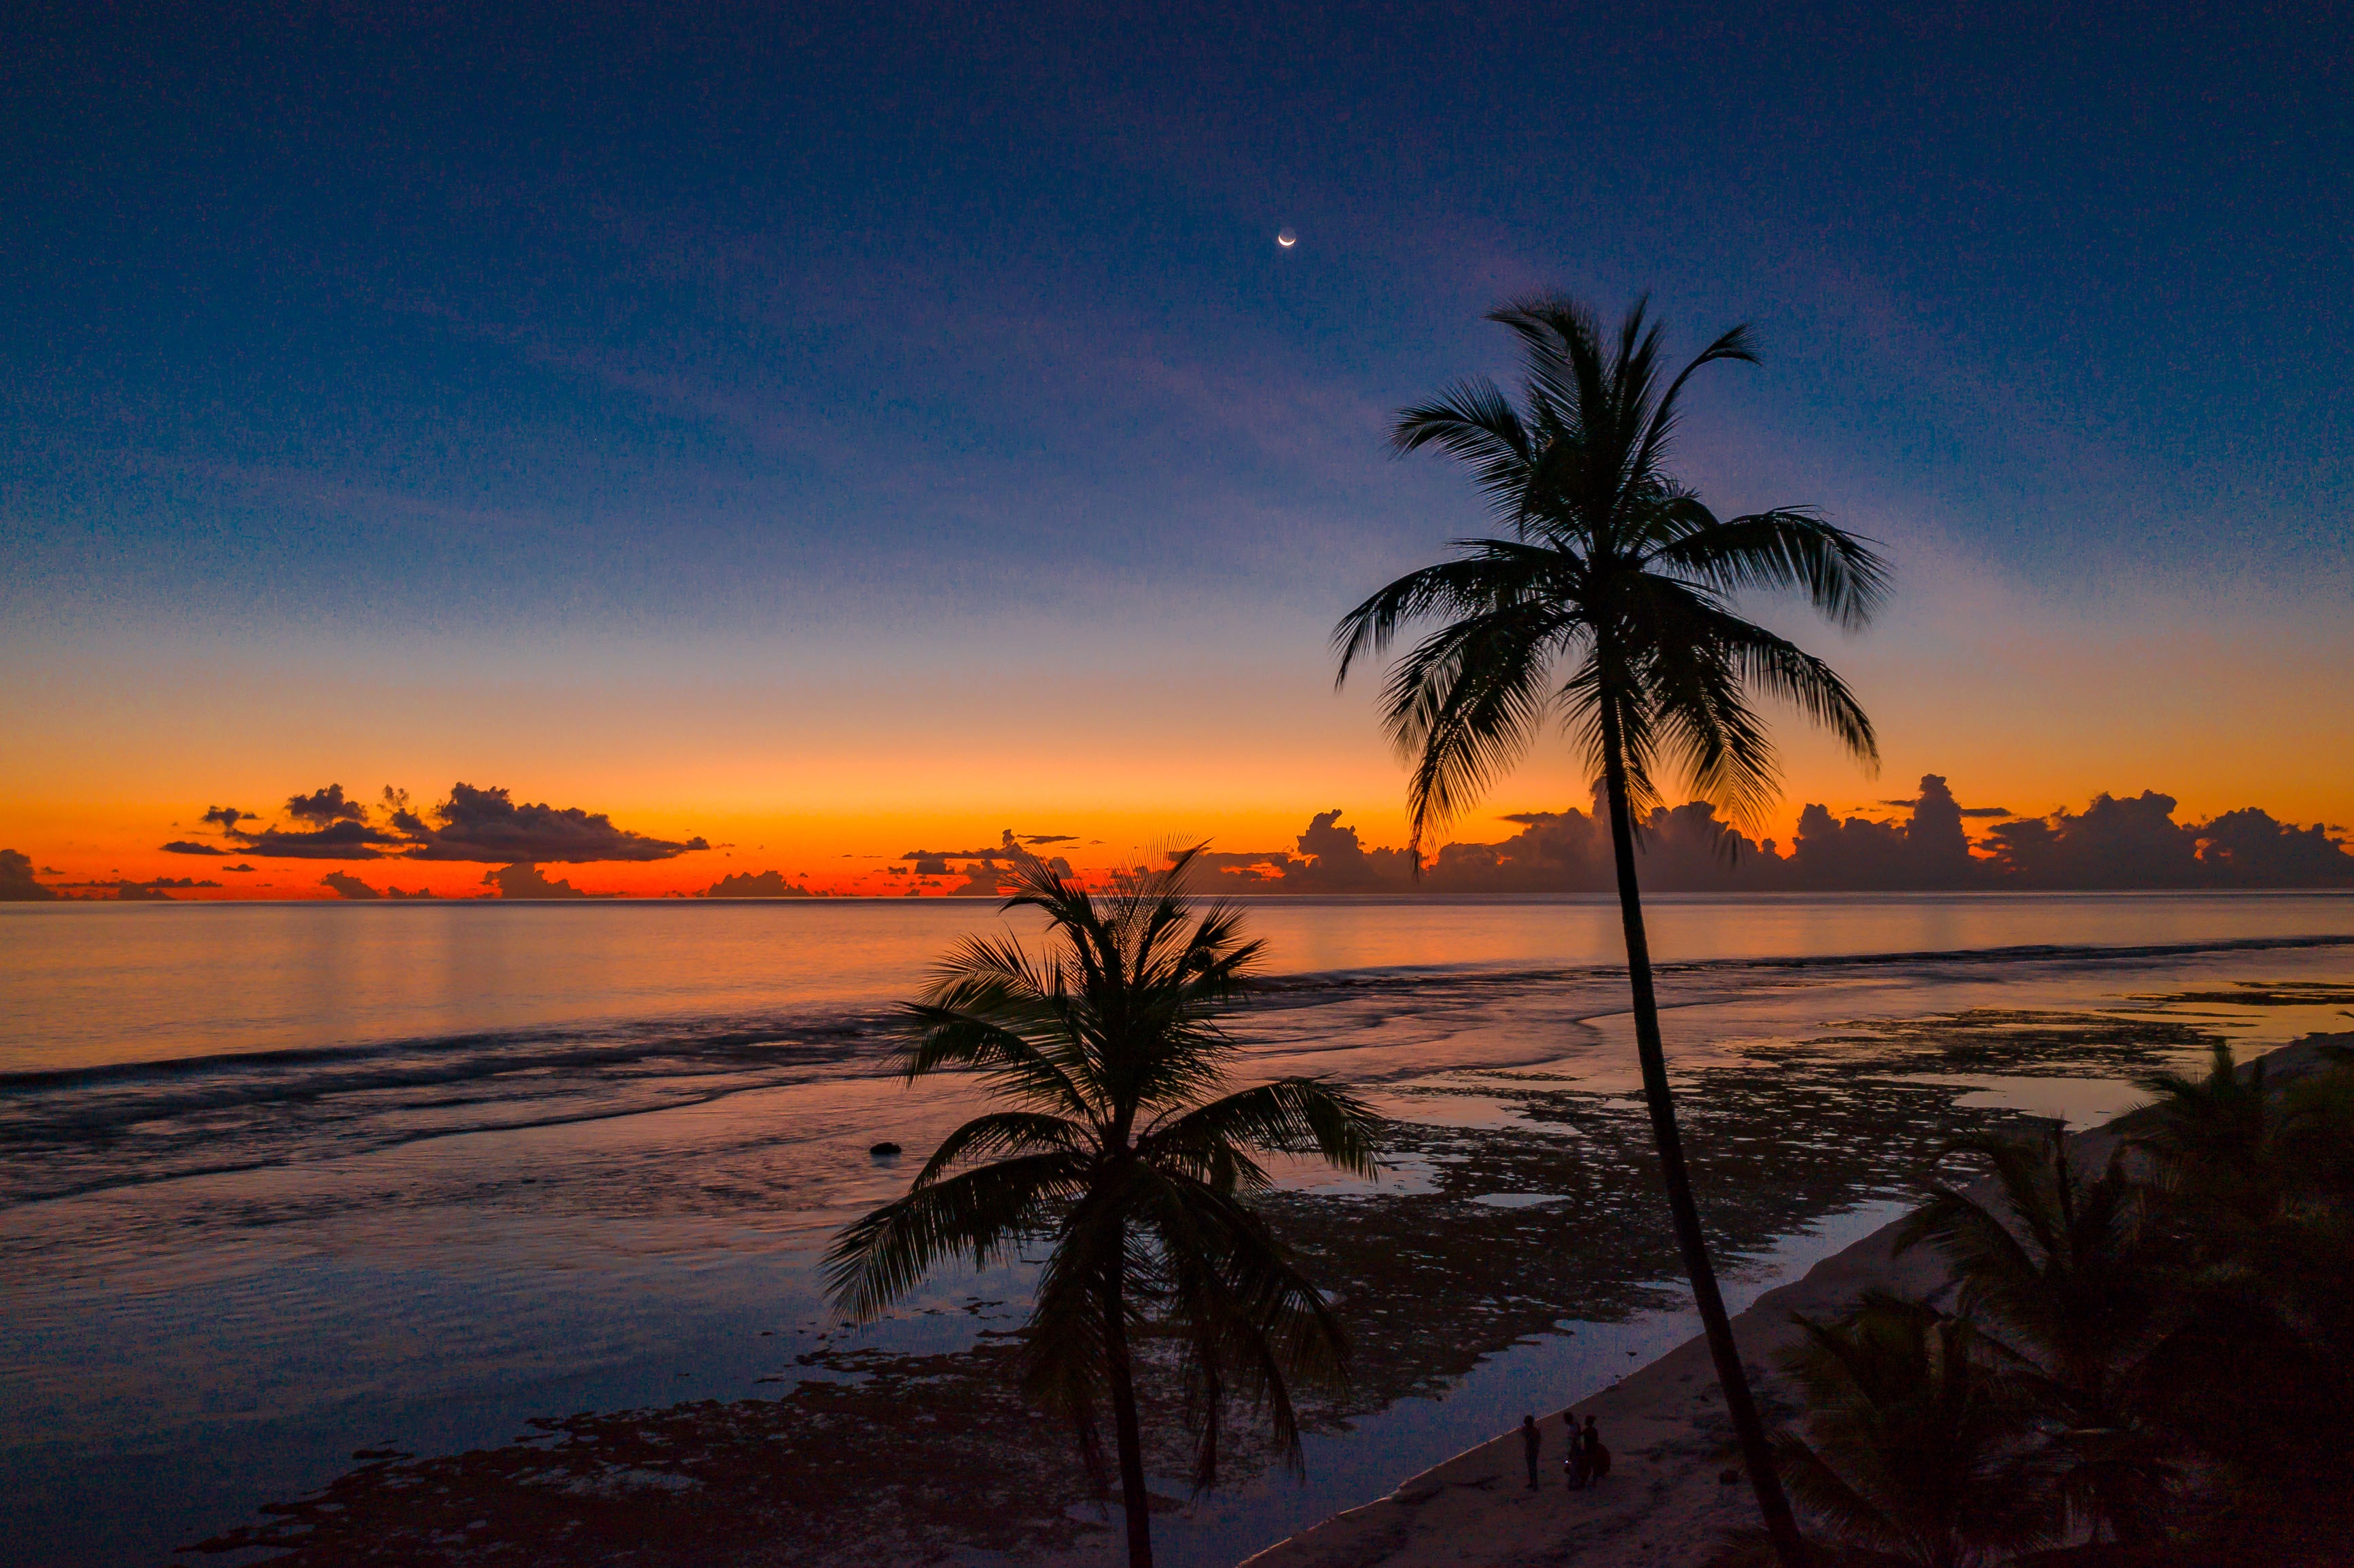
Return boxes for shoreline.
[1237,1031,2353,1568]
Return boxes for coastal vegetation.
[1336,292,1891,1564]
[1720,1042,2354,1566]
[825,849,1385,1568]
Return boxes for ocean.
[3,893,2351,1567]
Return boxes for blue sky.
[3,1,2348,882]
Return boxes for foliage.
[1768,1292,2054,1568]
[825,849,1385,1567]
[2129,1045,2354,1486]
[1334,294,1887,853]
[1766,1044,2354,1565]
[1895,1130,2174,1539]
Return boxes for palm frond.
[1649,503,1891,632]
[1140,1078,1388,1182]
[1380,602,1573,855]
[1389,379,1535,519]
[826,1151,1088,1321]
[914,1111,1094,1185]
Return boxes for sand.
[1236,1033,2350,1568]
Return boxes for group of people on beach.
[1518,1410,1610,1491]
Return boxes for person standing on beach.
[1564,1412,1588,1489]
[1520,1414,1542,1490]
[1583,1414,1610,1482]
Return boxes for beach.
[1241,1031,2354,1568]
[4,899,2353,1565]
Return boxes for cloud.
[226,863,255,872]
[0,849,58,902]
[405,783,708,863]
[173,781,708,866]
[899,831,1076,893]
[319,871,382,899]
[942,861,1016,897]
[1195,775,2354,895]
[285,784,370,825]
[482,862,605,899]
[2193,808,2354,885]
[900,830,1073,863]
[233,820,406,859]
[700,870,813,898]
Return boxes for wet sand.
[1238,1031,2353,1568]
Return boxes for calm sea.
[3,893,2351,1566]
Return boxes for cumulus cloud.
[285,784,370,825]
[226,863,255,872]
[318,871,382,899]
[0,849,58,902]
[160,840,229,855]
[481,862,603,899]
[700,870,813,898]
[201,805,256,833]
[2192,808,2354,885]
[406,783,708,863]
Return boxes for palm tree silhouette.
[1336,294,1888,1564]
[827,849,1385,1568]
[1895,1130,2173,1542]
[1760,1293,2052,1568]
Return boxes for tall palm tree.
[1335,294,1889,1564]
[1894,1130,2173,1541]
[826,849,1385,1568]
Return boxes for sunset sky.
[3,4,2347,897]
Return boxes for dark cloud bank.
[1200,777,2354,894]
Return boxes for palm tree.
[1894,1130,2173,1542]
[1335,294,1887,1564]
[1766,1294,2053,1568]
[2128,1044,2354,1487]
[826,849,1385,1568]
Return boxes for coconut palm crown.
[1336,293,1889,1566]
[825,848,1385,1568]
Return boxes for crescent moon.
[1277,228,1298,248]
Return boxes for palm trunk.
[1598,699,1809,1567]
[1103,1253,1155,1568]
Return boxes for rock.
[869,1141,902,1158]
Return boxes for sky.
[2,2,2348,897]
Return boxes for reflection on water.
[0,895,2349,1566]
